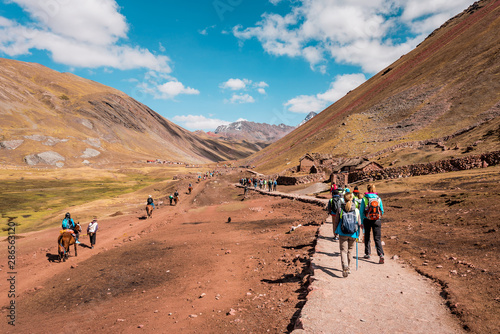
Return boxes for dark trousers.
[364,219,384,257]
[89,232,96,246]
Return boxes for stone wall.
[277,173,327,185]
[348,151,500,183]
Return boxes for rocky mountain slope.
[246,0,500,174]
[212,113,317,144]
[0,58,260,167]
[214,121,295,143]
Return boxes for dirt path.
[293,220,465,333]
[240,184,465,333]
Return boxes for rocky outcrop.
[81,148,101,158]
[24,151,65,166]
[0,140,24,150]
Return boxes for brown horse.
[174,195,179,205]
[58,224,81,262]
[188,186,192,194]
[146,204,154,219]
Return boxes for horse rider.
[62,212,80,244]
[147,195,155,209]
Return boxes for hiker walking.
[360,184,385,263]
[87,218,98,249]
[326,189,342,240]
[333,192,362,277]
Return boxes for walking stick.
[356,229,359,271]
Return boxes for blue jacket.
[334,206,361,238]
[62,218,75,229]
[359,193,384,221]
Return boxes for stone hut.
[330,158,383,185]
[298,153,317,173]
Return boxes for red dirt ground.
[0,173,324,333]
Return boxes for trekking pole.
[356,230,359,271]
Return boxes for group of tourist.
[327,183,384,278]
[239,177,278,192]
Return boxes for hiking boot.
[342,270,348,278]
[379,257,385,264]
[363,254,370,259]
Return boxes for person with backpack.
[353,186,363,209]
[147,195,155,209]
[326,189,342,240]
[333,192,362,277]
[360,184,385,263]
[61,212,80,244]
[62,212,75,230]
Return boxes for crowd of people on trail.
[239,177,278,192]
[327,183,384,278]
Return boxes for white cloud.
[199,25,216,35]
[225,93,255,104]
[157,81,200,99]
[0,0,171,73]
[234,0,472,74]
[285,95,327,113]
[285,73,366,113]
[257,88,266,95]
[171,115,230,131]
[220,78,251,90]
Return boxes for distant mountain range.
[207,112,318,143]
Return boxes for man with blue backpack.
[333,192,362,277]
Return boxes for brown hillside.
[247,0,500,174]
[0,58,258,167]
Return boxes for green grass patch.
[0,173,162,235]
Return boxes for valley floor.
[0,166,498,333]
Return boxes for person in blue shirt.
[61,212,75,230]
[61,212,80,244]
[360,184,385,263]
[333,192,362,277]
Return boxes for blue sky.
[0,0,474,131]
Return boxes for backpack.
[340,205,358,235]
[62,218,73,229]
[329,197,341,215]
[365,197,382,220]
